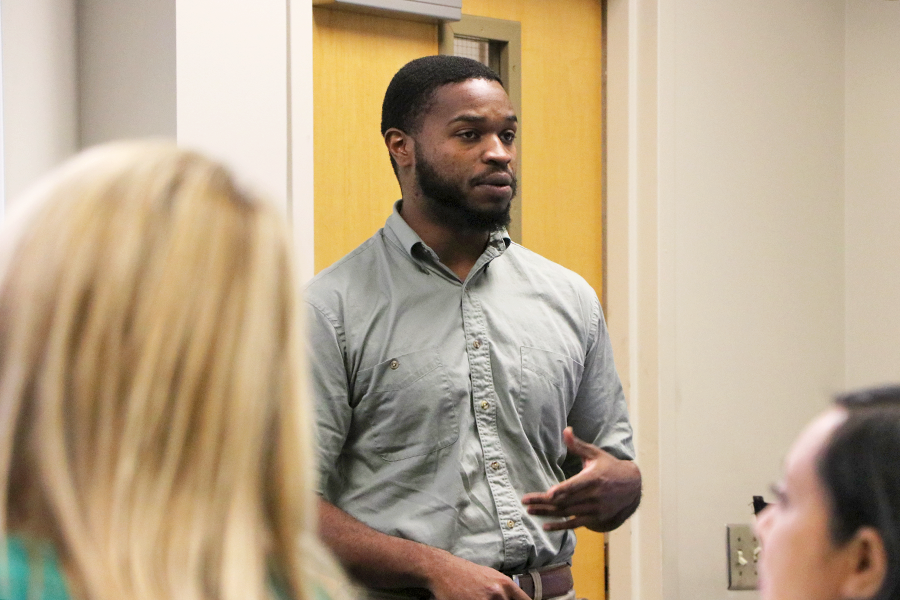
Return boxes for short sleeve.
[305,301,353,500]
[566,298,635,465]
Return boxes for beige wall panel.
[462,0,605,298]
[606,1,846,598]
[312,9,437,272]
[845,1,900,388]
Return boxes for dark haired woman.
[756,385,900,600]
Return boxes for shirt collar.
[384,200,512,261]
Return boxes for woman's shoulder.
[3,537,70,600]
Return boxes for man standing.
[306,56,641,600]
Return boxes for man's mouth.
[473,172,514,188]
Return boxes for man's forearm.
[320,499,534,600]
[319,498,447,590]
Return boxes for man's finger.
[525,501,602,519]
[522,466,598,505]
[522,502,558,515]
[525,485,599,510]
[541,515,596,531]
[563,427,602,459]
[523,480,598,509]
[538,471,596,502]
[521,491,554,505]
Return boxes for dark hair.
[381,55,503,175]
[818,385,900,600]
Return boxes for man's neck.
[399,198,491,282]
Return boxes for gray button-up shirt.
[306,203,634,573]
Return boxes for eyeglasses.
[752,495,769,515]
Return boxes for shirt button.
[389,359,399,370]
[480,401,490,410]
[506,520,515,529]
[491,461,501,471]
[473,340,481,350]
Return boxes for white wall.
[175,0,315,279]
[289,0,317,283]
[1,0,78,206]
[176,1,289,209]
[0,0,176,204]
[844,0,900,388]
[78,0,176,147]
[0,0,316,278]
[0,10,5,219]
[608,1,848,599]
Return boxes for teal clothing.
[2,538,69,600]
[2,537,328,600]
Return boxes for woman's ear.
[384,128,415,169]
[839,527,887,600]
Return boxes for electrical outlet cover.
[727,524,760,590]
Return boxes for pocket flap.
[521,346,584,390]
[364,349,443,393]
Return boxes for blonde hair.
[0,141,349,600]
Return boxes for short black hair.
[381,55,503,137]
[818,385,900,600]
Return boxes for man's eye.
[458,131,479,140]
[501,131,517,144]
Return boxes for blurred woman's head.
[757,385,900,600]
[0,141,341,600]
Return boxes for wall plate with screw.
[727,524,760,590]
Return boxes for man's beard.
[415,148,515,233]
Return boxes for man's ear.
[839,527,887,600]
[384,128,415,169]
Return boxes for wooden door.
[313,2,607,597]
[312,9,437,271]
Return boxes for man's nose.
[482,136,514,166]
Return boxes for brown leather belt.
[509,565,573,600]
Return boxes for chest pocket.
[357,348,459,462]
[519,346,584,458]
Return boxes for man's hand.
[521,427,642,532]
[427,554,531,600]
[320,499,530,600]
